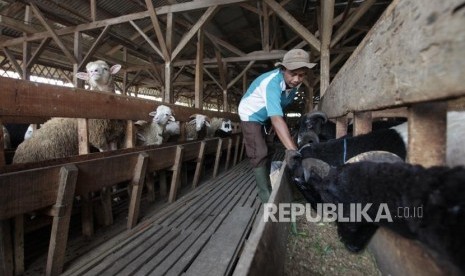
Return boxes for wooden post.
[99,188,113,226]
[127,152,149,229]
[168,146,184,203]
[335,116,348,138]
[224,138,233,170]
[0,219,13,276]
[13,215,24,275]
[194,29,204,109]
[159,170,168,198]
[233,135,240,166]
[192,141,206,188]
[0,119,5,166]
[213,139,223,178]
[46,164,78,276]
[353,111,372,136]
[145,173,156,203]
[80,194,94,237]
[407,102,447,167]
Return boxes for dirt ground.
[283,197,381,276]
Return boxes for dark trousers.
[241,121,275,168]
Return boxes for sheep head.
[297,111,328,147]
[75,60,121,92]
[218,119,233,134]
[188,114,210,131]
[149,105,175,125]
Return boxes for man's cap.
[275,49,316,70]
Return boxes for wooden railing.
[317,1,465,275]
[0,76,244,276]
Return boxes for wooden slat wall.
[320,0,465,118]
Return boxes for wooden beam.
[90,0,97,21]
[29,3,78,64]
[203,67,222,89]
[166,12,173,53]
[26,37,52,68]
[205,33,245,56]
[145,0,169,61]
[330,0,375,48]
[195,29,204,109]
[320,0,465,118]
[227,61,255,89]
[320,0,334,97]
[1,0,248,48]
[129,20,163,59]
[174,50,285,66]
[2,48,22,78]
[262,2,270,51]
[0,77,240,122]
[263,0,320,52]
[215,49,227,89]
[78,25,112,70]
[0,14,36,34]
[171,6,219,61]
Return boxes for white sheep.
[206,117,233,138]
[135,105,175,146]
[185,114,210,141]
[13,118,125,163]
[13,61,127,163]
[75,60,121,93]
[3,126,11,149]
[162,120,181,143]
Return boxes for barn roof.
[0,0,391,112]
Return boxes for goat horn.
[301,158,331,180]
[298,131,320,148]
[306,111,328,123]
[345,151,404,164]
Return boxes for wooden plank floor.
[62,159,260,276]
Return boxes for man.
[238,49,316,203]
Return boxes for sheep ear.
[75,72,89,81]
[136,133,146,142]
[205,121,211,127]
[168,115,175,122]
[134,120,148,126]
[110,64,122,75]
[149,111,157,117]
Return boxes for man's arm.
[270,115,297,150]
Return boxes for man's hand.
[285,149,302,170]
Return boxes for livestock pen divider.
[0,134,243,276]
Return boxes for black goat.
[292,156,465,273]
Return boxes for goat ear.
[110,64,122,75]
[75,72,89,81]
[149,111,157,117]
[168,115,175,122]
[205,121,211,127]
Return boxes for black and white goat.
[298,111,465,167]
[206,117,233,138]
[292,153,465,274]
